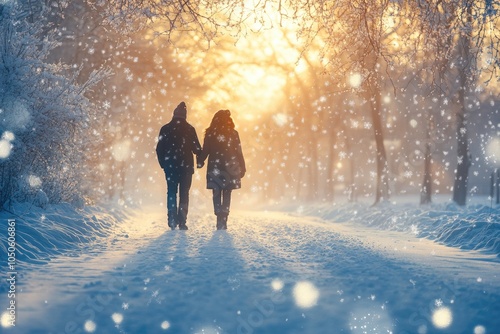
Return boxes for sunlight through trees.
[1,0,499,206]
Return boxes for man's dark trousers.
[166,170,192,228]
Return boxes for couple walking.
[156,102,246,230]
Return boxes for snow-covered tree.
[0,3,108,207]
[57,0,499,205]
[296,1,418,204]
[414,0,500,205]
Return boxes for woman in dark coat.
[197,109,246,230]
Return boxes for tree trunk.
[452,107,470,206]
[420,142,432,205]
[497,169,500,205]
[345,134,356,202]
[420,116,432,205]
[307,132,318,201]
[452,4,472,206]
[369,81,389,205]
[325,131,336,202]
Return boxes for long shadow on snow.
[12,220,266,333]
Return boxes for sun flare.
[160,4,319,123]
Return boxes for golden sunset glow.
[152,2,322,124]
[2,1,499,332]
[200,54,300,121]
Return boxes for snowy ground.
[1,202,500,334]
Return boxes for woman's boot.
[216,214,224,230]
[221,213,228,230]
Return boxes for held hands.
[196,155,205,168]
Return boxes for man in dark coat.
[156,101,202,230]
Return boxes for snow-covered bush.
[0,3,108,207]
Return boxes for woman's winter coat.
[199,128,246,190]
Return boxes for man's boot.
[167,210,177,230]
[177,205,188,230]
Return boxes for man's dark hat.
[173,101,187,119]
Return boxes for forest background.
[1,0,499,210]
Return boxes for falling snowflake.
[403,171,413,178]
[161,321,170,330]
[153,54,163,64]
[122,302,129,310]
[435,299,443,307]
[111,313,124,325]
[227,276,241,290]
[217,134,226,142]
[349,73,362,88]
[273,113,288,126]
[0,140,12,159]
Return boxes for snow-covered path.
[6,209,500,334]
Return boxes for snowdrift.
[299,200,500,258]
[0,202,128,266]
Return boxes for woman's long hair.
[205,109,235,135]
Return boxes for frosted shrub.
[0,3,108,207]
[32,189,49,209]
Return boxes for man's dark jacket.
[156,118,201,175]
